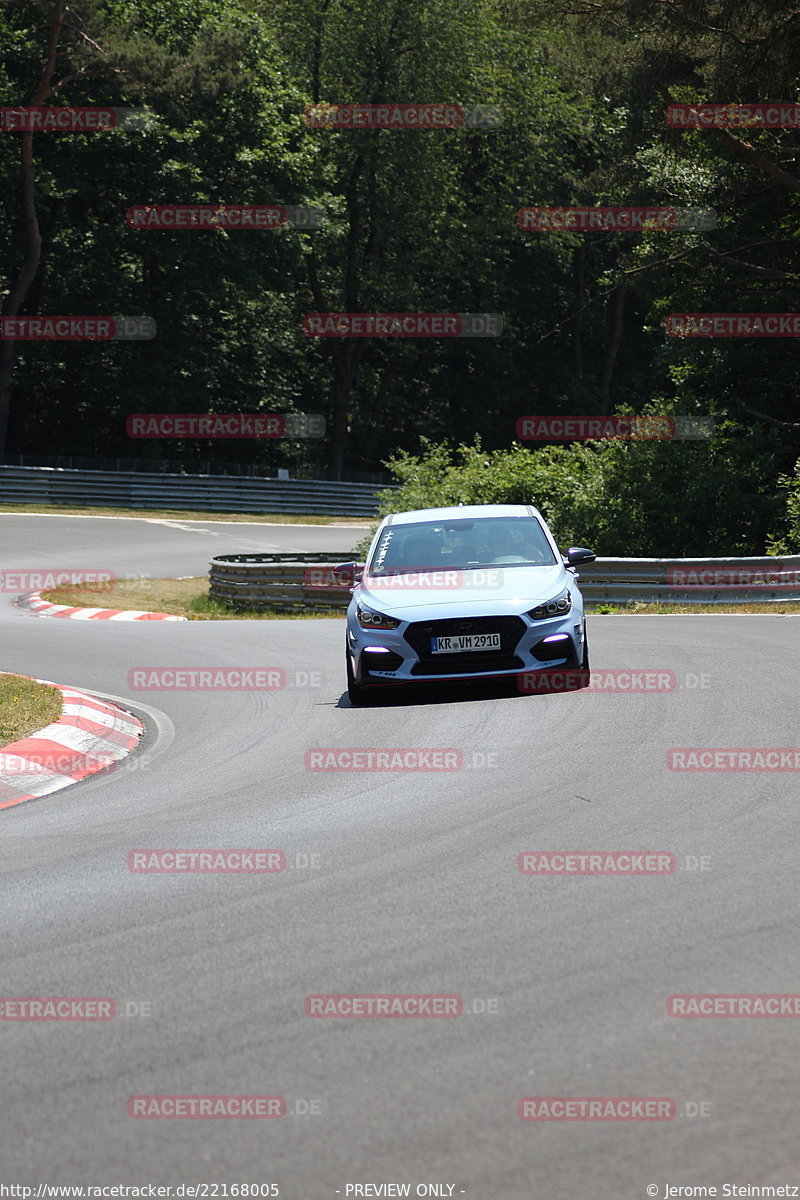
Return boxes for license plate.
[431,632,501,654]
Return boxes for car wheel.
[581,619,590,670]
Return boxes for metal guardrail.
[0,465,393,517]
[577,556,800,605]
[208,553,800,611]
[2,454,395,485]
[209,553,360,610]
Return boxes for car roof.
[382,504,542,526]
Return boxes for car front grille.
[405,615,526,677]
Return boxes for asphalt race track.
[1,513,799,1198]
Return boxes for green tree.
[1,0,328,471]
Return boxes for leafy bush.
[362,401,784,558]
[768,458,800,554]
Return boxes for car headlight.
[357,604,401,630]
[528,588,571,620]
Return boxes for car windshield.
[367,516,557,574]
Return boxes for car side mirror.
[565,547,597,567]
[333,561,361,585]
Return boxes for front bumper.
[347,609,585,687]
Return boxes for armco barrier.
[209,553,356,610]
[0,465,393,517]
[208,553,800,611]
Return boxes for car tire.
[347,652,382,706]
[581,619,590,671]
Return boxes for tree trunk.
[327,341,362,479]
[599,280,627,414]
[572,241,587,378]
[361,355,399,467]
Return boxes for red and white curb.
[0,679,143,811]
[16,592,186,621]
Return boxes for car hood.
[357,564,568,614]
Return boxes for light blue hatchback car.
[338,504,596,704]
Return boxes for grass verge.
[43,577,344,620]
[0,673,63,748]
[0,503,369,525]
[588,601,800,615]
